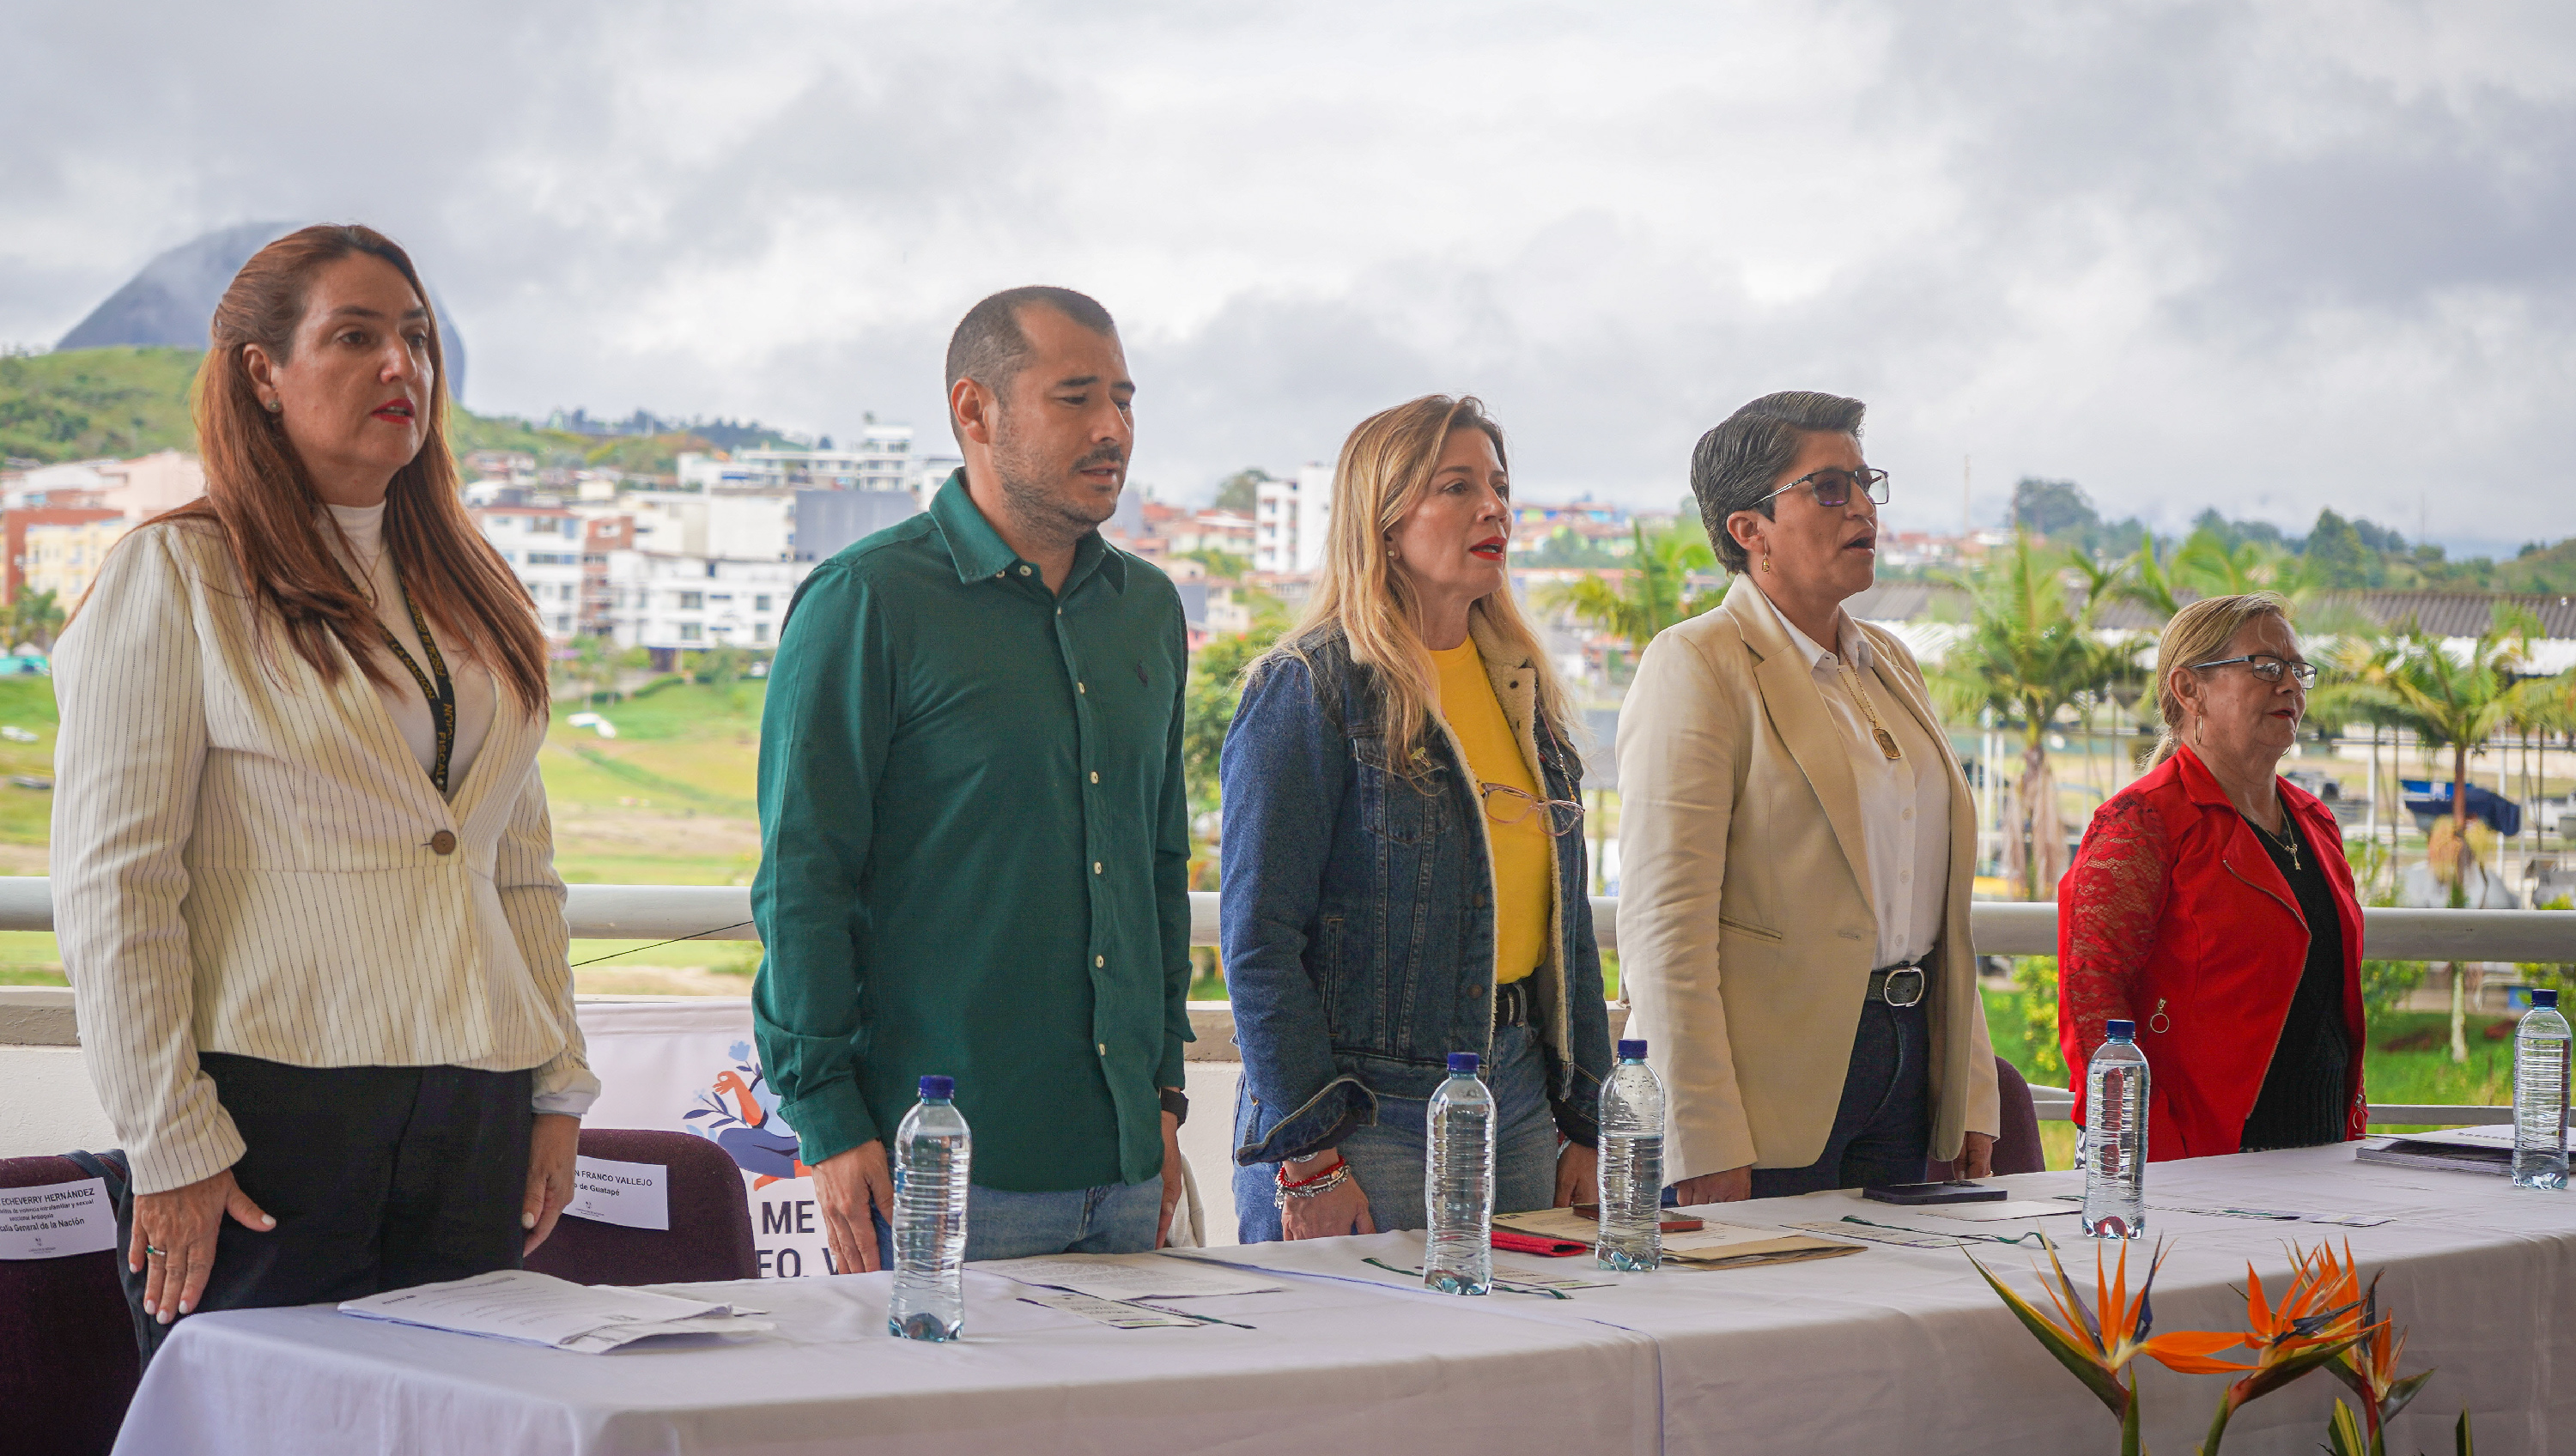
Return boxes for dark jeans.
[110,1053,532,1363]
[1668,999,1932,1202]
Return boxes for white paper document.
[567,1156,671,1232]
[1015,1290,1214,1329]
[0,1178,117,1260]
[339,1270,772,1353]
[981,1253,1285,1301]
[1911,1199,2086,1222]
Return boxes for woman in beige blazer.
[1617,391,1998,1203]
[53,225,593,1354]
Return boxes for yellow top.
[1431,640,1552,985]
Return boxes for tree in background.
[1210,468,1269,515]
[1533,521,1720,655]
[2341,604,2564,1060]
[1177,548,1252,580]
[2011,477,2099,540]
[1929,531,2128,899]
[3,587,66,654]
[564,633,651,706]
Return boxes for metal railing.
[0,878,2565,959]
[0,878,2561,1127]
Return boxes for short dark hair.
[1688,391,1867,573]
[944,286,1118,403]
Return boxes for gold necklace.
[1832,654,1904,761]
[2250,811,2301,871]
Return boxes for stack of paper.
[2357,1124,2567,1177]
[1492,1207,1858,1268]
[339,1270,772,1354]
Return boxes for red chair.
[523,1128,759,1287]
[0,1154,141,1456]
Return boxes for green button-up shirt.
[751,472,1193,1192]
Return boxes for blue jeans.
[872,1179,1163,1266]
[1663,999,1933,1204]
[1235,1022,1562,1241]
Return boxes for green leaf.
[2323,1399,2370,1456]
[1967,1253,2129,1418]
[2455,1409,2474,1456]
[2379,1369,2435,1428]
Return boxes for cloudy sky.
[7,0,2573,550]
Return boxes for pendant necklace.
[1833,655,1905,761]
[2251,811,2301,871]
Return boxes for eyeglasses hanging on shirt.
[1479,781,1587,836]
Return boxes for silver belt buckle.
[1880,966,1926,1007]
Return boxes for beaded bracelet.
[1275,1155,1346,1192]
[1274,1162,1352,1205]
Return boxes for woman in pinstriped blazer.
[52,225,596,1359]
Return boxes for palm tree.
[2311,622,2405,857]
[1534,521,1721,653]
[4,587,65,654]
[2340,604,2561,1060]
[1929,531,2129,899]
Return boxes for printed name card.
[0,1178,117,1260]
[568,1156,670,1232]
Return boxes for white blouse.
[1747,585,1954,969]
[324,502,498,794]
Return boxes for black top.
[2238,810,2351,1151]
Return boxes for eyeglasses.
[1753,467,1890,510]
[1479,782,1586,836]
[2190,654,2319,688]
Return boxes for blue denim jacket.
[1221,625,1613,1166]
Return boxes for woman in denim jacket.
[1223,395,1613,1241]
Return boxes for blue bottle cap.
[919,1075,955,1100]
[1618,1039,1648,1060]
[2105,1019,2136,1040]
[1448,1052,1480,1073]
[2537,989,2561,1010]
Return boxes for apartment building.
[471,505,586,639]
[1252,463,1334,574]
[21,516,133,602]
[601,554,813,665]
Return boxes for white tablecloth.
[113,1147,2576,1456]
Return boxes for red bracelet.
[1276,1154,1346,1190]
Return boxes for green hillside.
[0,347,204,464]
[0,346,710,477]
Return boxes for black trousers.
[1748,998,1933,1198]
[112,1053,532,1362]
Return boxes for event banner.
[574,999,838,1278]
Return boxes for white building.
[1253,463,1334,574]
[677,426,916,495]
[471,506,587,640]
[603,554,813,660]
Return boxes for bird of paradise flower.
[2187,1241,2374,1453]
[2322,1253,2443,1456]
[1967,1235,2246,1455]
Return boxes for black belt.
[1868,959,1930,1008]
[1494,979,1534,1028]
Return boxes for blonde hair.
[1262,395,1576,772]
[2148,591,2293,767]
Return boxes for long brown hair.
[1259,395,1576,770]
[148,224,548,714]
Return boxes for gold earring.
[1760,555,1772,573]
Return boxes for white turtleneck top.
[324,501,499,794]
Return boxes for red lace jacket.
[2056,745,2367,1160]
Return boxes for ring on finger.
[144,1245,168,1258]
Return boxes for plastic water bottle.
[1423,1051,1494,1295]
[2082,1020,2149,1239]
[888,1075,971,1340]
[1595,1038,1664,1272]
[2512,989,2570,1191]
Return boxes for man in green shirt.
[752,287,1193,1272]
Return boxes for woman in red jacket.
[2058,592,2366,1161]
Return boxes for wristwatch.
[1159,1087,1188,1125]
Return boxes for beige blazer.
[1617,576,1999,1181]
[52,520,590,1194]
